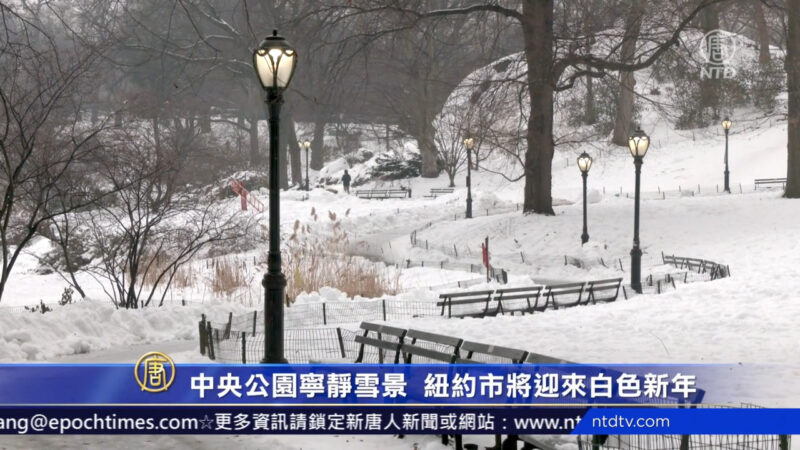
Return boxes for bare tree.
[84,125,253,308]
[344,0,726,214]
[0,3,117,303]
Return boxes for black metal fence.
[577,433,788,450]
[198,315,361,364]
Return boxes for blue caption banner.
[0,363,724,405]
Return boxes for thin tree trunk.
[248,116,261,167]
[700,5,720,114]
[283,109,302,187]
[754,0,771,65]
[522,0,555,215]
[612,0,643,146]
[786,0,800,198]
[311,117,326,170]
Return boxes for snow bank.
[0,300,251,362]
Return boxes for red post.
[241,189,248,211]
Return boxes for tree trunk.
[416,113,440,178]
[311,117,326,170]
[612,0,643,146]
[585,77,596,125]
[283,109,302,187]
[418,125,440,178]
[754,0,771,65]
[248,116,262,167]
[786,0,800,198]
[521,0,555,215]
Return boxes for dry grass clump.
[283,207,399,304]
[210,257,250,294]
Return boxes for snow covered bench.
[544,278,623,309]
[353,322,407,363]
[424,188,455,198]
[454,341,529,364]
[661,254,730,280]
[437,289,495,318]
[492,286,545,315]
[400,328,463,363]
[754,177,786,190]
[584,278,624,304]
[355,189,411,199]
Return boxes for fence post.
[382,299,387,321]
[199,314,207,356]
[206,322,215,360]
[223,312,232,339]
[779,435,789,450]
[322,303,328,325]
[453,244,458,257]
[520,252,525,263]
[252,311,257,336]
[336,327,347,358]
[241,332,247,364]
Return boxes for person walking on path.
[341,170,351,194]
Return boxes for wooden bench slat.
[406,329,463,348]
[459,341,528,363]
[358,322,406,336]
[401,343,457,363]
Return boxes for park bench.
[662,254,730,280]
[542,281,587,309]
[355,189,410,199]
[424,187,455,198]
[492,285,545,315]
[584,278,624,304]
[353,322,407,364]
[454,340,528,364]
[437,289,495,318]
[754,177,786,190]
[400,329,463,363]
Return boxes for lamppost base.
[262,271,287,364]
[581,233,589,245]
[630,246,642,294]
[261,357,289,364]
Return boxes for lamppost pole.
[264,88,287,363]
[722,118,732,193]
[464,138,474,219]
[631,155,643,293]
[627,127,649,295]
[577,152,592,245]
[253,30,297,364]
[581,172,589,244]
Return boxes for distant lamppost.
[253,30,297,364]
[628,127,650,294]
[463,138,474,219]
[302,140,311,191]
[577,152,593,245]
[722,117,732,193]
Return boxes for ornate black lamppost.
[722,117,732,193]
[577,152,593,245]
[628,127,650,294]
[302,140,311,191]
[463,137,474,219]
[252,30,297,363]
